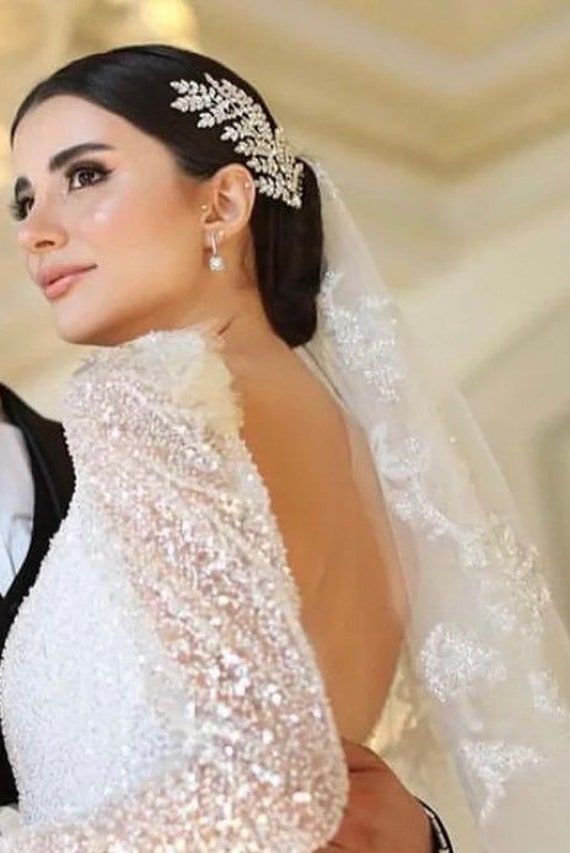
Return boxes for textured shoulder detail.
[0,324,348,850]
[69,324,244,438]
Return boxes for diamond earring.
[208,231,225,272]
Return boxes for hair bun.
[251,157,323,346]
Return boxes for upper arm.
[16,370,349,851]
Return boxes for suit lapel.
[0,384,74,612]
[0,384,76,807]
[0,383,74,521]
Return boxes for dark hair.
[10,44,324,347]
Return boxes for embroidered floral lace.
[299,159,570,850]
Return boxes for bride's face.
[10,94,210,345]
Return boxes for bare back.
[226,343,407,742]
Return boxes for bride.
[0,43,569,851]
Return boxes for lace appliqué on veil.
[419,624,506,704]
[314,265,570,823]
[529,670,570,721]
[460,740,543,821]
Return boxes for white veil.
[295,159,570,851]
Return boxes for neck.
[202,287,287,364]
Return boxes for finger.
[325,808,384,851]
[327,822,380,851]
[341,739,387,772]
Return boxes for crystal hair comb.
[169,72,304,209]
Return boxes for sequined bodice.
[0,326,347,851]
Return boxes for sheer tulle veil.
[294,158,570,851]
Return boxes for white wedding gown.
[0,325,348,851]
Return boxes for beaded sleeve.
[0,330,348,851]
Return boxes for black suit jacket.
[0,383,74,805]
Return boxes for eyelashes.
[8,160,112,222]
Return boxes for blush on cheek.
[89,192,163,254]
[90,195,125,228]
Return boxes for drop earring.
[208,231,225,272]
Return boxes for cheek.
[81,190,148,248]
[44,171,205,344]
[66,186,203,323]
[80,184,202,269]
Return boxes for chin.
[53,310,115,347]
[54,322,93,346]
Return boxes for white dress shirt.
[0,401,34,595]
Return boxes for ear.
[200,164,256,247]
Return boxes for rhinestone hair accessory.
[169,71,304,209]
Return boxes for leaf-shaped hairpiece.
[170,72,304,209]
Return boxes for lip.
[37,265,97,301]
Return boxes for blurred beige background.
[0,0,569,628]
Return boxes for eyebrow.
[13,142,115,199]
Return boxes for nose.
[17,209,68,255]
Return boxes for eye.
[8,161,112,222]
[66,161,111,191]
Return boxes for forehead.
[11,95,146,173]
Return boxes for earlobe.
[207,230,226,272]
